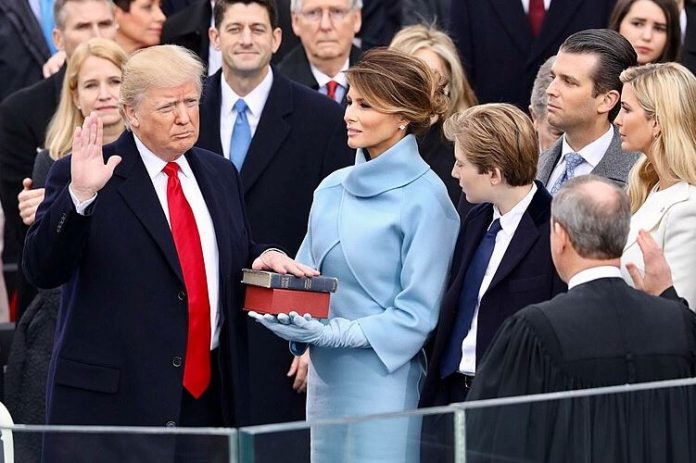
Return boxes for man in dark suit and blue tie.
[421,103,566,408]
[23,44,315,461]
[198,0,353,427]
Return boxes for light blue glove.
[248,311,369,349]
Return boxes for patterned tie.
[528,0,546,36]
[230,99,251,171]
[326,80,339,102]
[163,162,211,399]
[550,152,584,195]
[440,219,503,378]
[40,0,57,54]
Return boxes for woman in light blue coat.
[251,48,460,462]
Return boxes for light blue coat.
[296,135,459,462]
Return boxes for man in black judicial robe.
[466,175,696,462]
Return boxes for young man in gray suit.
[538,29,641,193]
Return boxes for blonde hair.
[620,63,696,213]
[45,38,128,160]
[345,47,449,136]
[390,24,477,118]
[444,103,538,186]
[119,45,204,128]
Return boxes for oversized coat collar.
[343,135,430,197]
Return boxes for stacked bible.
[241,269,338,319]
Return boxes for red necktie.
[163,162,211,399]
[529,0,545,36]
[326,80,339,102]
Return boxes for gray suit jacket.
[536,126,640,187]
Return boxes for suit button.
[172,356,182,368]
[166,421,176,427]
[178,291,186,301]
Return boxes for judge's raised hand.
[251,250,319,278]
[626,230,673,296]
[70,112,122,202]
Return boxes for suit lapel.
[489,0,532,54]
[186,149,233,284]
[537,138,562,185]
[624,182,691,249]
[111,132,184,283]
[239,72,292,193]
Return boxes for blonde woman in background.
[616,62,696,308]
[390,24,477,204]
[18,38,128,227]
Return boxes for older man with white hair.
[278,0,362,105]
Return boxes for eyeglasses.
[299,7,352,23]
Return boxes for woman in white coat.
[251,48,460,462]
[616,62,696,308]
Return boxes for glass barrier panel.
[0,424,236,463]
[238,406,461,463]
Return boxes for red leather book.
[243,286,330,319]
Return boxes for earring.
[399,124,406,131]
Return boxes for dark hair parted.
[608,0,681,63]
[344,47,449,137]
[560,29,638,120]
[551,175,630,259]
[443,103,538,186]
[213,0,279,29]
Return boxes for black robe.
[465,277,696,462]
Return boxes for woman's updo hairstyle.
[345,47,449,136]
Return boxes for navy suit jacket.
[420,182,566,407]
[23,132,263,444]
[449,0,616,109]
[197,69,353,425]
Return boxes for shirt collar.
[221,66,274,118]
[492,182,538,234]
[561,125,614,168]
[133,133,195,180]
[310,59,349,89]
[568,265,622,289]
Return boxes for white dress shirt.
[70,135,222,349]
[520,0,552,13]
[219,67,274,159]
[568,265,622,289]
[458,182,538,375]
[310,58,349,103]
[547,125,614,188]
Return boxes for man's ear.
[124,105,140,129]
[597,89,620,116]
[53,28,64,51]
[209,27,220,50]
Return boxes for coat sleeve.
[358,190,460,373]
[22,157,92,289]
[660,198,696,310]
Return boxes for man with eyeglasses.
[278,0,362,106]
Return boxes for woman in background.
[616,62,696,308]
[609,0,681,65]
[252,48,459,462]
[390,24,477,204]
[114,0,166,54]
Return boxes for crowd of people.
[2,0,696,462]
